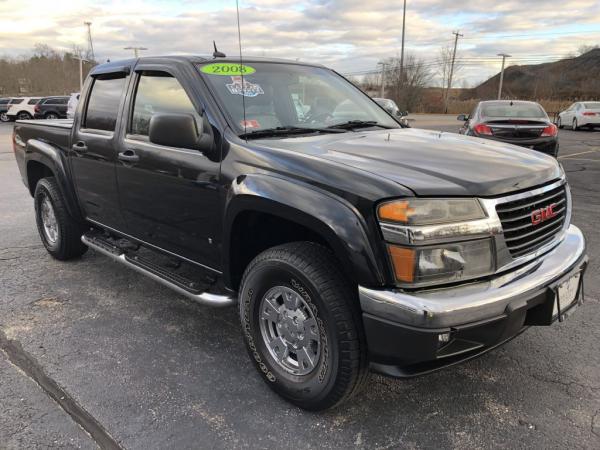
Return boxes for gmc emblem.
[531,203,558,225]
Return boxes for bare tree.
[0,44,96,96]
[379,54,432,111]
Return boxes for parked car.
[373,97,410,127]
[33,96,70,119]
[557,101,600,130]
[13,56,587,410]
[66,92,80,119]
[7,97,42,120]
[458,100,559,157]
[0,97,23,122]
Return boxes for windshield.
[198,62,398,135]
[481,102,547,119]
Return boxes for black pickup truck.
[13,56,588,410]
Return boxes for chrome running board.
[81,234,236,307]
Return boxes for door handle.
[118,150,140,163]
[71,141,88,153]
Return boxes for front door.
[70,71,129,231]
[115,68,222,270]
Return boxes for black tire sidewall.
[240,259,341,407]
[34,180,63,255]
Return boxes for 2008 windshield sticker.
[201,63,256,75]
[226,76,264,97]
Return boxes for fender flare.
[25,139,83,221]
[223,173,386,288]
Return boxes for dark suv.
[458,100,559,157]
[34,96,70,119]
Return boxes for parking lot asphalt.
[1,118,599,449]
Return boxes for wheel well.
[229,211,335,290]
[27,161,53,196]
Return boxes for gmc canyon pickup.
[13,56,588,410]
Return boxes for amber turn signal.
[378,201,414,223]
[387,245,415,282]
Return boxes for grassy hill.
[465,48,600,100]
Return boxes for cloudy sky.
[0,0,599,86]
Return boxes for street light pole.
[497,53,511,99]
[124,46,148,58]
[377,62,387,98]
[70,55,89,91]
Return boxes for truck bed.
[15,119,73,150]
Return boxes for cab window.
[129,71,200,140]
[84,74,127,131]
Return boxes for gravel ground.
[1,118,599,449]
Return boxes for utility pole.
[71,55,89,91]
[399,0,407,84]
[497,53,511,99]
[444,30,463,114]
[84,21,94,61]
[377,62,387,98]
[124,46,148,58]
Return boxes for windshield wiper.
[326,120,394,130]
[240,126,346,139]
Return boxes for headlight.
[387,240,494,286]
[378,198,496,287]
[378,198,485,225]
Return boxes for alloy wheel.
[258,285,321,376]
[40,195,59,244]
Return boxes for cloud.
[0,0,598,86]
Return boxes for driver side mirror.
[149,113,204,150]
[457,114,468,121]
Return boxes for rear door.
[70,69,130,231]
[115,64,222,269]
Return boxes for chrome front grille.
[496,184,568,258]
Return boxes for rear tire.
[557,117,563,129]
[17,111,32,120]
[34,177,87,260]
[572,119,578,131]
[239,242,368,410]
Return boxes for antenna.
[213,41,226,58]
[236,0,247,138]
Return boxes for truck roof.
[90,55,326,77]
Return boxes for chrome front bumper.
[359,225,587,329]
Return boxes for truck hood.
[254,128,562,197]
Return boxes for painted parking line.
[558,148,600,159]
[560,158,600,162]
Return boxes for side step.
[81,234,236,307]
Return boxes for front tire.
[0,112,8,122]
[34,177,87,260]
[239,242,368,410]
[45,113,59,119]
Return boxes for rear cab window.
[84,74,127,132]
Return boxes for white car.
[7,97,42,121]
[67,92,80,119]
[557,101,600,131]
